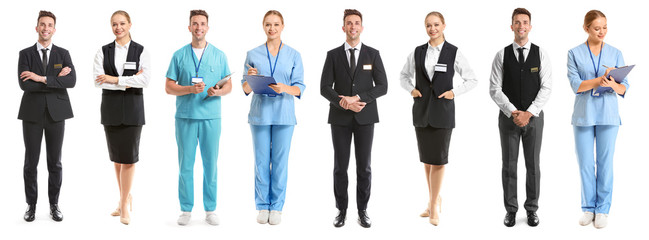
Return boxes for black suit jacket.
[18,44,76,122]
[320,43,388,126]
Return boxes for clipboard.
[593,64,635,95]
[244,75,278,96]
[203,73,234,100]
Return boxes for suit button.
[353,84,355,87]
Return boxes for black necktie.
[349,48,357,73]
[41,48,48,74]
[517,47,525,64]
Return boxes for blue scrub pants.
[250,124,294,211]
[573,125,618,214]
[176,118,221,212]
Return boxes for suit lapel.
[417,44,431,81]
[431,43,449,83]
[338,44,353,79]
[31,44,46,75]
[106,42,119,76]
[351,46,366,80]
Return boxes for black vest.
[502,44,541,111]
[101,41,145,126]
[412,42,457,129]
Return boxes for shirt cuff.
[526,105,540,117]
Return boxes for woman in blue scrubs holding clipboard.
[241,10,305,226]
[567,10,629,229]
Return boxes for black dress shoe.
[333,209,346,228]
[358,210,371,228]
[24,204,36,222]
[504,212,516,227]
[50,204,63,222]
[527,211,539,227]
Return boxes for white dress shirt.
[94,41,151,90]
[400,41,478,97]
[37,42,52,81]
[344,41,361,68]
[489,41,552,117]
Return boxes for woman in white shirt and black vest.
[94,10,150,225]
[399,11,478,226]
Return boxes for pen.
[602,65,611,69]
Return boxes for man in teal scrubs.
[165,9,232,226]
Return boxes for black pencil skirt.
[104,125,143,164]
[415,126,453,165]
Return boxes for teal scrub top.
[167,43,231,119]
[567,43,630,126]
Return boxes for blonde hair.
[263,10,284,25]
[584,10,605,28]
[425,11,445,24]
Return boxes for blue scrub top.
[243,44,305,125]
[167,43,231,119]
[567,43,629,126]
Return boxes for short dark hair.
[37,10,56,25]
[512,8,531,23]
[343,9,362,23]
[190,9,208,24]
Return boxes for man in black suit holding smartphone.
[320,9,388,228]
[18,10,75,222]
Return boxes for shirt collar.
[513,40,532,50]
[344,41,362,52]
[36,42,52,51]
[115,40,131,49]
[427,41,444,51]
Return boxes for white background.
[1,0,646,239]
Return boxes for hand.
[207,84,221,96]
[268,82,288,94]
[512,110,532,127]
[189,82,205,94]
[96,75,119,84]
[247,64,258,75]
[600,75,616,88]
[348,101,367,113]
[601,67,616,81]
[338,95,360,110]
[438,90,454,99]
[58,67,71,77]
[411,89,422,98]
[20,71,46,83]
[242,81,252,94]
[136,69,144,75]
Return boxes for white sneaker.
[579,212,594,226]
[206,211,220,226]
[594,213,608,229]
[257,210,269,224]
[269,210,282,225]
[177,212,191,226]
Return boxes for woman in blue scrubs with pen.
[567,10,629,229]
[242,10,305,226]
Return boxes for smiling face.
[585,17,607,43]
[511,14,531,42]
[342,14,363,42]
[425,15,445,42]
[263,14,284,41]
[189,15,209,42]
[111,14,131,40]
[36,16,56,43]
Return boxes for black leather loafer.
[333,209,346,228]
[24,204,36,222]
[358,210,371,228]
[504,212,516,227]
[50,204,63,222]
[527,211,539,227]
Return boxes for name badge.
[54,64,63,69]
[434,63,447,72]
[531,67,539,73]
[363,64,372,70]
[124,62,137,70]
[192,77,203,84]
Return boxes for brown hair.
[190,9,209,24]
[512,8,531,23]
[584,10,605,28]
[37,10,56,25]
[425,11,445,24]
[263,10,284,25]
[343,9,362,23]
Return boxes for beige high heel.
[429,196,442,226]
[110,194,133,217]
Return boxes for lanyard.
[192,42,208,77]
[265,41,282,77]
[586,40,603,76]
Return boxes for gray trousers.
[498,111,543,213]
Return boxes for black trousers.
[23,110,65,205]
[498,111,543,213]
[331,122,374,211]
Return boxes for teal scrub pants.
[250,124,294,211]
[176,118,221,212]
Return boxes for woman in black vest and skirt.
[399,11,478,226]
[94,10,150,225]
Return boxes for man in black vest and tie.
[321,9,388,228]
[489,8,552,227]
[18,10,76,222]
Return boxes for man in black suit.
[18,10,75,222]
[320,9,388,228]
